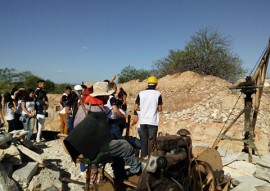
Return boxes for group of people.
[58,76,128,139]
[1,75,163,180]
[63,75,163,179]
[0,80,48,143]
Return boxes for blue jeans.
[137,128,142,142]
[103,139,141,174]
[22,116,35,140]
[67,115,74,134]
[140,124,158,158]
[109,123,124,140]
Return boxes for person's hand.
[29,111,36,117]
[111,75,116,82]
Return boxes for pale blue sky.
[0,0,269,84]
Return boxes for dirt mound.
[118,71,231,112]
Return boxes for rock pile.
[0,130,83,191]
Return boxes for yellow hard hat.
[147,76,158,84]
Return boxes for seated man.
[64,81,141,178]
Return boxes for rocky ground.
[2,71,270,190]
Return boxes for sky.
[0,0,270,84]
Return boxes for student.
[21,89,36,140]
[117,87,127,112]
[14,88,25,130]
[35,91,48,142]
[3,92,17,132]
[65,91,79,134]
[58,86,71,134]
[105,82,127,139]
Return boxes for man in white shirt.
[134,76,163,159]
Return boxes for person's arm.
[157,105,162,112]
[122,94,127,104]
[0,105,5,125]
[134,104,140,111]
[11,101,17,113]
[134,95,140,111]
[112,105,126,118]
[110,75,116,83]
[65,105,72,115]
[157,95,163,112]
[130,113,138,126]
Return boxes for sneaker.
[40,138,46,142]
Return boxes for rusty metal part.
[176,129,191,136]
[157,151,187,169]
[193,147,223,171]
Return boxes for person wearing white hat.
[64,81,141,180]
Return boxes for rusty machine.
[132,129,230,191]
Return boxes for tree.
[152,28,246,82]
[152,50,187,78]
[184,28,245,82]
[118,65,151,83]
[0,68,16,82]
[23,76,41,90]
[45,79,55,93]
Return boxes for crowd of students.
[0,80,48,143]
[0,76,163,181]
[58,78,128,138]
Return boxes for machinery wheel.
[190,160,216,191]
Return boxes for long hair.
[24,88,35,101]
[3,92,13,104]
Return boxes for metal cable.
[250,43,268,76]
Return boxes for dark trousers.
[15,113,23,130]
[7,119,16,132]
[140,124,158,157]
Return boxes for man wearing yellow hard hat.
[134,76,163,159]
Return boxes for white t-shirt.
[137,89,161,126]
[105,95,117,119]
[5,102,15,120]
[22,101,35,115]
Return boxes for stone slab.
[12,162,38,183]
[223,161,256,178]
[222,152,246,166]
[233,176,268,187]
[254,154,270,182]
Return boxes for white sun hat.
[90,82,115,97]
